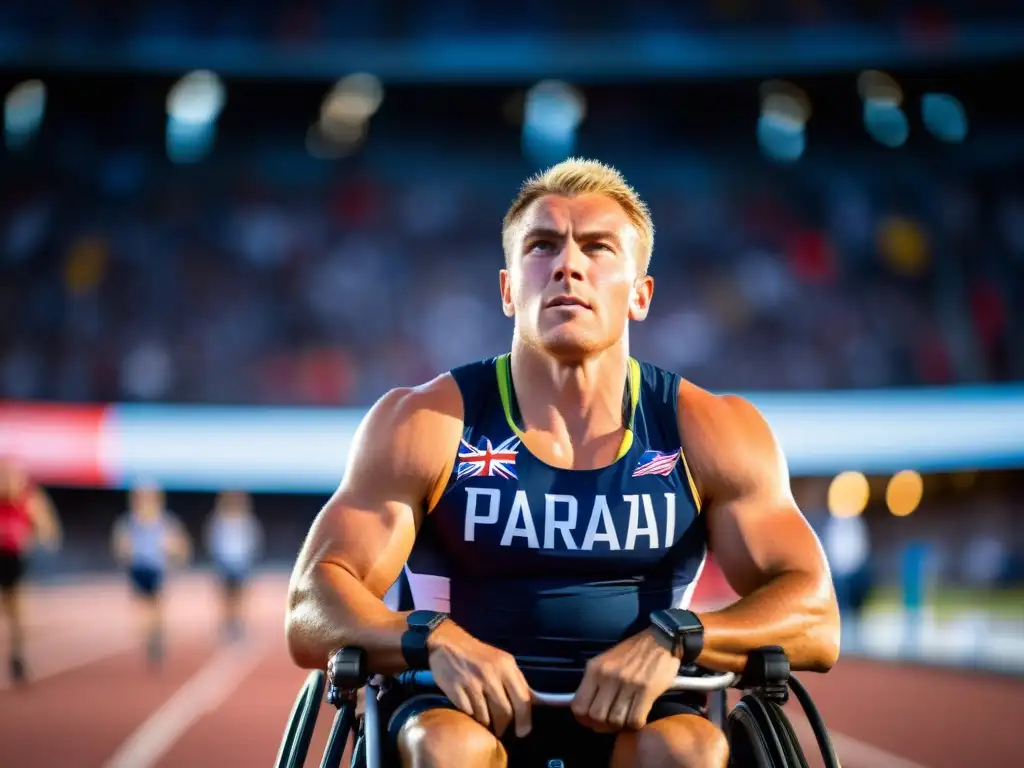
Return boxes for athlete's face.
[500,193,653,360]
[218,490,250,516]
[131,485,163,519]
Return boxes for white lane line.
[789,714,931,768]
[103,638,271,768]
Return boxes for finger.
[571,668,600,723]
[625,689,658,732]
[467,684,491,728]
[483,683,514,738]
[587,677,621,731]
[503,670,533,738]
[607,688,635,731]
[445,684,478,721]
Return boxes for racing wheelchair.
[275,644,840,768]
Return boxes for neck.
[509,331,630,444]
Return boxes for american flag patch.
[632,449,680,477]
[456,436,520,481]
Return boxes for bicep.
[301,490,419,601]
[292,382,460,601]
[693,394,828,597]
[707,493,826,598]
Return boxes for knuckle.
[624,673,645,688]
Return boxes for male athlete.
[0,458,61,685]
[286,158,840,767]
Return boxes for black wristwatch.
[401,609,449,669]
[649,609,705,663]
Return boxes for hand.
[571,628,681,733]
[426,620,533,739]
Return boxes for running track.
[1,573,1020,767]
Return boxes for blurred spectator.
[204,490,263,641]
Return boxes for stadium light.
[886,470,923,517]
[827,471,870,518]
[858,70,909,148]
[757,80,810,163]
[522,80,586,165]
[922,93,968,143]
[165,70,226,164]
[166,70,226,125]
[4,79,46,151]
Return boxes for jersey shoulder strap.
[447,357,503,429]
[635,359,682,449]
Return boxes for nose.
[552,240,586,284]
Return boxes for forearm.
[286,559,411,675]
[695,570,840,674]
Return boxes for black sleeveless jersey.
[404,354,706,690]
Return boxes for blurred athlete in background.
[111,481,192,668]
[0,457,61,685]
[204,490,263,642]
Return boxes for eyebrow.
[522,227,623,248]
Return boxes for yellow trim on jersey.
[496,353,525,439]
[495,353,640,461]
[615,356,642,460]
[678,449,703,513]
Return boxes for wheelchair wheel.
[274,670,327,768]
[727,693,807,768]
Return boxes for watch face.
[408,610,442,630]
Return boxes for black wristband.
[401,610,448,670]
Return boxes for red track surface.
[2,573,1021,768]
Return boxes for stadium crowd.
[1,126,1020,406]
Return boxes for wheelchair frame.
[275,645,840,768]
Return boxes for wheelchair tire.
[727,694,797,768]
[766,700,809,768]
[274,670,327,768]
[349,728,366,768]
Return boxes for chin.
[537,329,608,362]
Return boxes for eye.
[528,239,555,253]
[587,242,615,254]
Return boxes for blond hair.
[501,158,654,273]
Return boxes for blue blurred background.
[2,0,1023,677]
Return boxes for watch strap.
[401,611,448,669]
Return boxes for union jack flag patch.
[456,436,520,481]
[632,449,680,477]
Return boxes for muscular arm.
[285,375,463,675]
[681,383,840,674]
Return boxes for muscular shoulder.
[676,379,787,501]
[340,373,465,507]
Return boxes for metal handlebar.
[392,669,741,707]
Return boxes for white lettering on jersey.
[464,488,500,541]
[624,494,659,550]
[544,494,578,550]
[500,490,540,548]
[463,488,684,551]
[581,495,620,551]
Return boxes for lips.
[546,295,592,309]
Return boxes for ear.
[499,268,515,318]
[628,274,654,322]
